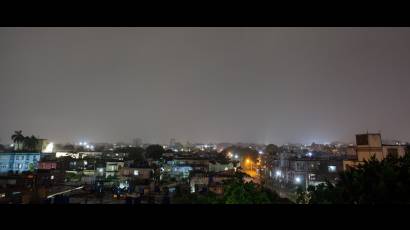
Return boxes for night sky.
[1,28,410,145]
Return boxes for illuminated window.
[134,170,139,176]
[328,166,336,172]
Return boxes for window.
[134,170,139,176]
[356,135,369,145]
[328,165,336,172]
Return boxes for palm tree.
[24,135,39,152]
[11,130,25,151]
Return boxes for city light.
[43,142,54,153]
[275,170,282,177]
[258,150,263,154]
[328,165,336,172]
[295,176,301,184]
[306,152,312,157]
[234,154,238,159]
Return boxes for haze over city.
[1,27,410,145]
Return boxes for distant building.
[264,155,344,190]
[119,167,153,180]
[0,153,41,174]
[106,161,124,178]
[37,161,57,170]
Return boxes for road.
[242,169,260,184]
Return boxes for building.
[37,161,57,170]
[208,160,236,172]
[343,133,407,170]
[0,153,41,174]
[105,161,125,178]
[119,167,153,180]
[263,149,346,192]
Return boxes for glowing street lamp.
[294,176,301,184]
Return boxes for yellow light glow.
[43,142,54,153]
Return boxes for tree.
[145,145,164,160]
[298,153,410,204]
[23,135,39,152]
[11,130,25,151]
[265,144,279,156]
[222,177,281,204]
[172,172,291,204]
[406,145,410,155]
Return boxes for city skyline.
[1,28,410,145]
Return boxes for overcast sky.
[1,27,410,145]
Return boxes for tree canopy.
[297,153,410,204]
[265,144,279,156]
[145,144,165,160]
[173,173,291,204]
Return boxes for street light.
[295,176,301,184]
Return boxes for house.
[208,160,236,172]
[119,167,153,180]
[105,161,124,178]
[189,172,209,193]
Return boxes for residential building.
[343,133,407,170]
[0,153,41,174]
[105,161,124,178]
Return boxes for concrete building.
[105,161,124,178]
[0,153,41,174]
[119,167,153,180]
[343,133,407,170]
